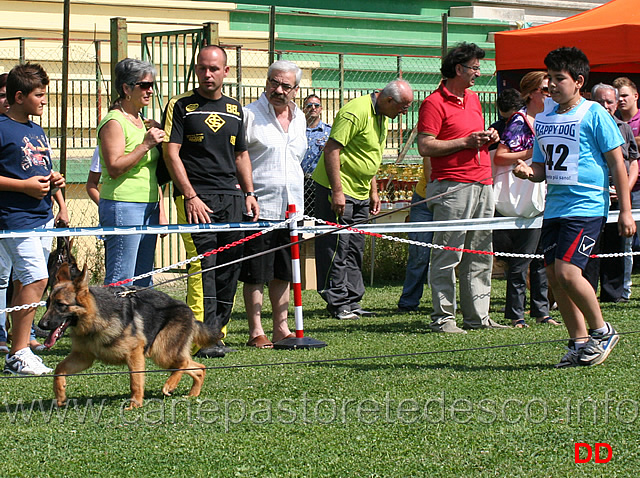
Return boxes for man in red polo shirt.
[419,42,508,333]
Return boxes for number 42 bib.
[535,100,592,186]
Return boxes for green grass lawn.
[2,277,639,477]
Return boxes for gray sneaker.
[463,318,510,330]
[579,324,619,366]
[430,320,467,334]
[555,347,582,368]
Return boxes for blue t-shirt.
[301,121,331,175]
[0,114,54,229]
[532,100,624,219]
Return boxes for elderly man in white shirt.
[241,60,307,348]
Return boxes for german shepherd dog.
[39,263,221,409]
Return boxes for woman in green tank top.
[97,58,165,287]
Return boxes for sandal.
[246,334,274,349]
[536,316,561,326]
[511,319,529,328]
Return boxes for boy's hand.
[24,175,51,199]
[50,171,66,190]
[55,210,69,227]
[618,210,636,238]
[513,159,534,180]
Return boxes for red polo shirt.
[418,84,493,185]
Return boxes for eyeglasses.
[305,103,321,109]
[268,78,297,92]
[135,81,154,90]
[460,64,481,72]
[539,86,550,94]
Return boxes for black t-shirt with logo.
[163,90,247,196]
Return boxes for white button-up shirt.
[244,93,306,220]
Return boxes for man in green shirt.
[313,79,413,319]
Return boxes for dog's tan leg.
[53,352,95,407]
[161,369,184,397]
[125,345,146,410]
[184,360,206,397]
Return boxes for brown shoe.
[246,334,274,349]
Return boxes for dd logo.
[574,443,612,464]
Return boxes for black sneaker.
[194,346,226,358]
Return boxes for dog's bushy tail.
[193,322,223,349]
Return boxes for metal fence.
[0,35,498,275]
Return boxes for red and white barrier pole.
[288,204,305,338]
[273,204,326,349]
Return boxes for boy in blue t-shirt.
[514,47,635,368]
[0,63,68,375]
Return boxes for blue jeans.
[99,199,159,288]
[624,190,640,298]
[398,192,434,311]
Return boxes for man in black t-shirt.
[163,45,259,357]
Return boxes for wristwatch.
[245,191,258,199]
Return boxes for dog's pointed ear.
[56,262,71,282]
[73,264,89,289]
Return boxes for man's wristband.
[244,191,258,199]
[184,194,197,201]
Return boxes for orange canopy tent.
[494,0,640,74]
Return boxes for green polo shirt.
[312,93,388,200]
[97,109,159,203]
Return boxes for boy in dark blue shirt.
[0,63,67,375]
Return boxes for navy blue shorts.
[541,216,606,270]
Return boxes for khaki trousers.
[426,180,494,329]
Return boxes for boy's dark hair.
[544,47,590,85]
[0,73,7,90]
[6,63,49,105]
[496,88,524,114]
[440,42,486,79]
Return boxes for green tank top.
[97,109,159,203]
